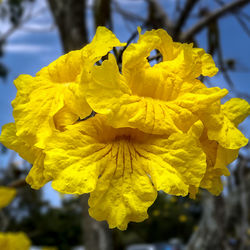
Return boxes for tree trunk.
[47,1,113,249]
[47,0,88,52]
[186,157,250,250]
[186,192,227,250]
[93,0,112,30]
[81,194,113,250]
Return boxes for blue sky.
[0,0,250,206]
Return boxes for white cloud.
[5,43,51,54]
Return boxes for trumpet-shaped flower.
[0,27,124,189]
[0,232,31,250]
[86,29,228,136]
[0,123,51,189]
[0,186,16,209]
[43,115,206,229]
[86,29,248,152]
[0,26,249,230]
[12,26,124,149]
[189,98,250,197]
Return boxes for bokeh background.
[0,0,250,249]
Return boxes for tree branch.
[0,7,47,44]
[215,0,250,36]
[93,0,112,30]
[181,0,250,41]
[8,178,27,188]
[47,0,88,52]
[146,0,172,31]
[113,0,145,23]
[173,0,199,40]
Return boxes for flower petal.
[12,77,66,148]
[89,142,157,230]
[214,145,238,176]
[25,151,51,189]
[44,115,206,229]
[123,28,218,90]
[0,123,38,163]
[0,232,31,250]
[44,121,112,194]
[53,106,79,131]
[200,173,223,196]
[135,126,206,195]
[193,48,218,77]
[206,113,248,149]
[0,187,16,209]
[82,26,126,72]
[12,27,124,149]
[222,98,250,126]
[0,123,51,189]
[87,54,227,135]
[199,97,249,150]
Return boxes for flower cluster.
[0,232,31,250]
[0,186,16,209]
[0,187,31,250]
[1,27,249,230]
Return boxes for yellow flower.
[85,28,249,200]
[0,232,31,250]
[42,247,58,250]
[86,28,228,138]
[190,98,250,197]
[0,27,124,189]
[0,186,16,209]
[12,26,124,149]
[169,196,177,203]
[178,214,187,223]
[43,115,206,230]
[152,210,160,217]
[0,26,249,230]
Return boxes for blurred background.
[0,0,250,249]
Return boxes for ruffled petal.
[123,28,217,92]
[53,106,79,131]
[44,120,112,194]
[206,113,248,149]
[135,124,206,195]
[44,115,206,229]
[122,28,173,88]
[222,98,250,126]
[89,142,157,230]
[0,232,31,250]
[87,54,227,135]
[0,123,38,163]
[12,77,66,148]
[200,173,223,196]
[0,187,16,209]
[26,151,51,189]
[214,145,238,176]
[0,124,51,190]
[199,98,249,150]
[193,48,218,77]
[197,98,250,195]
[82,26,126,71]
[12,27,124,149]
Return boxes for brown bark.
[93,0,112,30]
[186,192,227,250]
[81,194,113,250]
[146,0,171,31]
[47,1,113,249]
[186,158,250,250]
[181,0,250,42]
[47,0,88,52]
